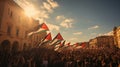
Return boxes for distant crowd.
[0,46,120,67]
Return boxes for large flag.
[42,33,52,42]
[28,23,49,36]
[41,23,49,30]
[50,33,64,46]
[52,33,63,41]
[34,23,49,33]
[39,33,52,46]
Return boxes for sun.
[24,6,38,17]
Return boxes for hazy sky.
[14,0,120,44]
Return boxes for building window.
[10,11,13,18]
[7,26,11,35]
[16,29,19,37]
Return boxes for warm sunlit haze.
[24,6,39,17]
[14,0,120,44]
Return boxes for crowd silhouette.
[0,46,120,67]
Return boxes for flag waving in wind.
[43,33,52,42]
[39,33,52,46]
[28,23,49,36]
[50,33,64,46]
[41,23,49,30]
[81,42,86,48]
[59,40,66,48]
[53,33,63,41]
[66,42,71,46]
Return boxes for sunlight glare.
[24,6,38,17]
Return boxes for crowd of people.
[0,46,120,67]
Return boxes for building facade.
[89,39,97,48]
[89,36,114,48]
[96,36,114,48]
[113,26,120,48]
[0,0,47,52]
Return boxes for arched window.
[0,40,11,52]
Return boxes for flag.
[66,42,70,46]
[39,33,52,46]
[55,40,65,48]
[54,41,65,51]
[52,33,63,41]
[59,40,66,48]
[81,42,86,48]
[50,33,64,46]
[54,42,61,48]
[28,23,49,36]
[43,33,52,42]
[73,43,79,47]
[34,23,49,33]
[41,23,49,30]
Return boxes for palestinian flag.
[59,40,66,48]
[41,23,49,30]
[73,43,79,48]
[66,42,71,46]
[43,33,52,42]
[28,23,49,36]
[50,33,64,46]
[39,33,52,46]
[81,42,86,48]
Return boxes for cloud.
[36,18,60,31]
[14,0,59,19]
[56,15,74,28]
[69,38,78,41]
[38,11,49,19]
[47,23,60,31]
[73,32,82,35]
[98,31,113,36]
[88,25,99,30]
[47,0,59,8]
[56,15,65,20]
[43,2,53,13]
[60,18,74,28]
[14,0,60,33]
[42,0,59,13]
